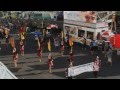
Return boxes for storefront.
[64,11,109,44]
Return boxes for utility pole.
[111,13,116,32]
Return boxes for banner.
[0,61,17,79]
[68,62,94,77]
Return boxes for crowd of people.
[0,18,117,79]
[89,40,113,66]
[0,18,64,74]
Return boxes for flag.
[43,30,45,37]
[71,37,75,41]
[69,37,73,47]
[37,39,40,48]
[5,29,8,35]
[61,31,64,39]
[20,33,25,40]
[5,28,9,38]
[48,39,51,51]
[10,37,15,48]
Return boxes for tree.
[0,11,3,17]
[116,11,120,33]
[116,11,120,16]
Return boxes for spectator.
[93,56,101,78]
[82,38,87,51]
[102,40,105,54]
[106,43,113,66]
[90,40,98,55]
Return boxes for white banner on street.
[0,62,18,79]
[68,62,94,77]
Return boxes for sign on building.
[64,11,97,23]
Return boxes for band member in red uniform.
[40,38,43,51]
[20,40,24,56]
[93,56,101,78]
[13,47,18,67]
[69,50,74,67]
[48,53,54,73]
[37,47,42,62]
[61,41,65,56]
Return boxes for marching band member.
[106,44,113,66]
[13,47,18,67]
[5,27,10,47]
[69,50,74,67]
[61,41,65,56]
[20,40,24,56]
[40,38,43,51]
[93,56,101,78]
[37,47,42,62]
[48,53,54,73]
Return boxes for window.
[102,30,105,33]
[70,27,77,35]
[65,26,70,34]
[87,31,94,40]
[78,30,85,37]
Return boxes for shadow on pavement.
[52,71,65,78]
[53,57,68,69]
[9,67,21,72]
[16,73,37,78]
[28,64,48,70]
